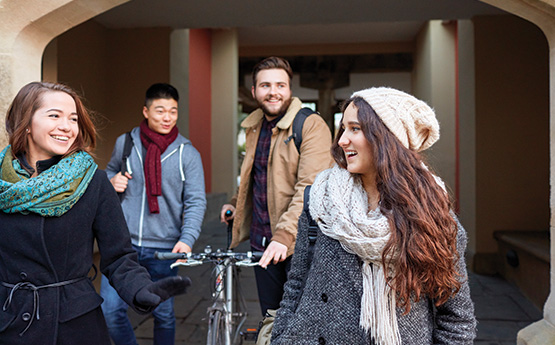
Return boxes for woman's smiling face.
[27,91,78,162]
[338,102,376,183]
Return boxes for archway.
[477,0,555,342]
[0,0,128,148]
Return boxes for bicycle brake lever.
[235,261,260,267]
[170,260,203,269]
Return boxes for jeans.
[100,245,178,345]
[253,250,292,316]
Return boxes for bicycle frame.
[225,259,234,344]
[210,256,234,345]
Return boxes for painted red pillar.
[188,29,212,192]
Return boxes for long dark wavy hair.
[332,96,461,313]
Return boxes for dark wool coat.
[0,170,153,345]
[271,212,477,345]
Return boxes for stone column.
[317,80,336,131]
[170,29,191,139]
[211,29,239,198]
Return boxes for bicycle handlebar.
[154,248,264,267]
[155,252,188,260]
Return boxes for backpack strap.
[284,107,315,153]
[303,185,318,261]
[295,185,318,308]
[121,132,133,174]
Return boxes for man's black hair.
[145,83,179,107]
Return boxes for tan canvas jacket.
[230,97,333,256]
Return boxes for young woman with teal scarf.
[0,82,191,345]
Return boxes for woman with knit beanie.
[0,82,190,345]
[271,87,477,344]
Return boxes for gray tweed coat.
[271,211,477,345]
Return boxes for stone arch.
[0,0,127,147]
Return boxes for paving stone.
[476,320,525,341]
[473,294,531,321]
[175,320,204,342]
[511,296,543,321]
[134,317,154,338]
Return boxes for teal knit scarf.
[0,146,97,217]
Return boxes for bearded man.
[220,56,332,316]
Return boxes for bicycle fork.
[225,259,233,345]
[214,258,234,345]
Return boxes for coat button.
[321,293,328,302]
[19,272,27,280]
[318,337,326,345]
[21,312,31,321]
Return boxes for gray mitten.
[135,275,192,307]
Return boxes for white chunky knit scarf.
[309,165,401,345]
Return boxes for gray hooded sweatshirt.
[106,126,206,249]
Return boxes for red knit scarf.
[140,120,178,213]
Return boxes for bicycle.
[155,216,262,345]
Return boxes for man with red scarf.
[100,83,206,345]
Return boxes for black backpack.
[284,107,317,153]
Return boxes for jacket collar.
[241,97,302,130]
[16,153,62,176]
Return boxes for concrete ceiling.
[94,0,506,46]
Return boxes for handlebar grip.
[154,251,187,260]
[250,251,265,261]
[225,210,233,250]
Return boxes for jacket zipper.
[134,141,184,246]
[134,145,145,246]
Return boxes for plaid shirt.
[251,115,283,251]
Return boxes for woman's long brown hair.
[332,97,461,313]
[5,81,96,158]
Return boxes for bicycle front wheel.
[207,310,226,345]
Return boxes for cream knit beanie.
[352,87,440,152]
